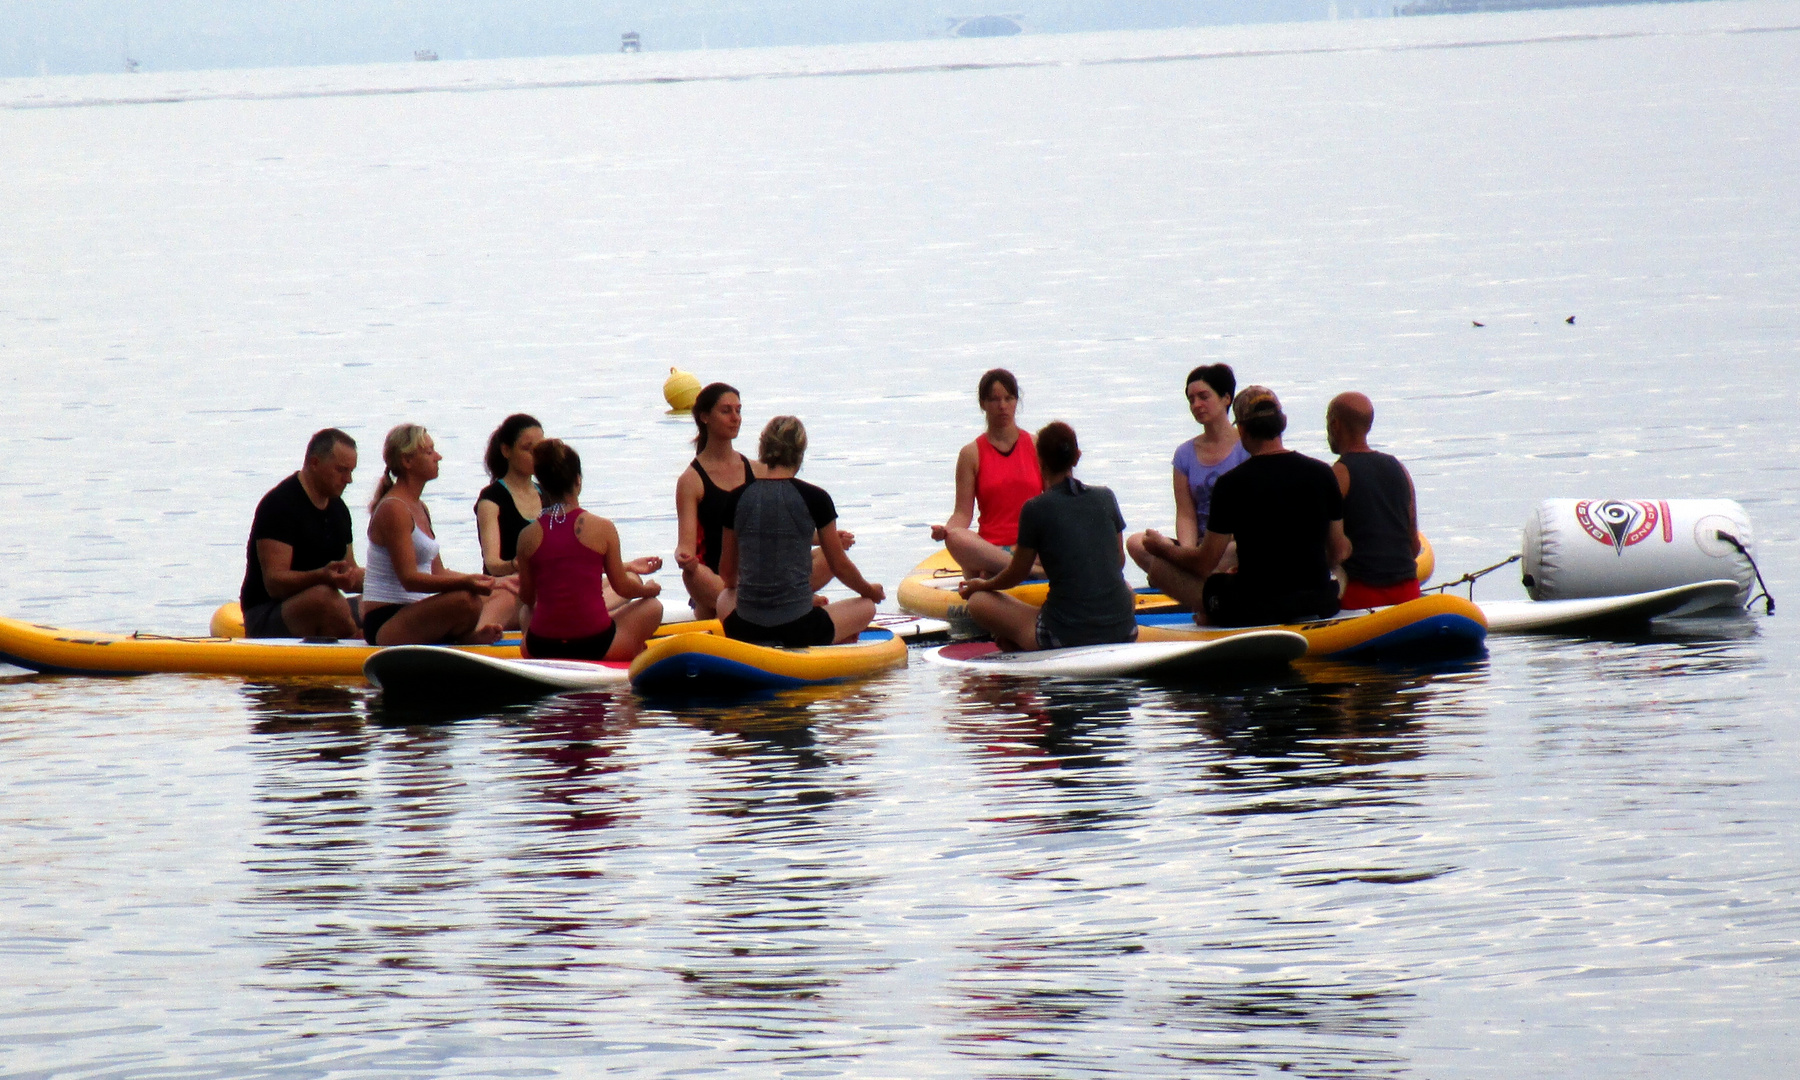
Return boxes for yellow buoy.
[662,366,701,413]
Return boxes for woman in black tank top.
[676,384,849,619]
[475,414,544,577]
[692,452,756,574]
[676,386,755,619]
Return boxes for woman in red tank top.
[931,368,1043,576]
[515,440,665,661]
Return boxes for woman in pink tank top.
[514,440,664,661]
[931,368,1044,576]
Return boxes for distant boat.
[945,14,1025,38]
[414,49,439,62]
[621,31,641,53]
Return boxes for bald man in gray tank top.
[1327,393,1422,609]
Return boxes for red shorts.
[1340,578,1422,609]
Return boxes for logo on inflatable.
[1575,499,1667,554]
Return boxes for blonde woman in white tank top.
[362,424,518,646]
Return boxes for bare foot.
[471,622,505,644]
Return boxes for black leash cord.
[1717,532,1775,615]
[1425,553,1522,600]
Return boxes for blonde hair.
[369,423,430,510]
[757,415,808,470]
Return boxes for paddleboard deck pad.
[923,629,1308,678]
[629,628,908,694]
[1479,579,1742,633]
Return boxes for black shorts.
[524,624,618,661]
[723,607,837,649]
[241,599,290,639]
[1203,574,1340,628]
[363,603,404,645]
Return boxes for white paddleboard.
[873,612,954,644]
[1478,579,1742,634]
[923,629,1308,678]
[365,645,629,700]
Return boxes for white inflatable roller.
[1522,499,1754,604]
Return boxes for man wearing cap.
[1141,387,1349,626]
[1327,391,1422,609]
[239,428,364,638]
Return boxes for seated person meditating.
[676,382,849,619]
[717,416,885,647]
[474,413,543,578]
[1127,363,1250,607]
[240,427,365,639]
[932,368,1042,576]
[514,440,664,661]
[1140,388,1350,627]
[957,422,1138,651]
[361,424,516,646]
[1328,392,1422,609]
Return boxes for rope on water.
[1716,531,1775,615]
[1425,554,1521,600]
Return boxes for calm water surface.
[3,3,1798,1076]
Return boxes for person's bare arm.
[674,467,704,570]
[819,521,883,603]
[1333,460,1351,499]
[339,542,363,592]
[1326,520,1352,569]
[514,524,542,607]
[256,539,353,600]
[1403,465,1421,557]
[592,517,661,601]
[959,543,1039,596]
[931,442,980,540]
[475,498,512,576]
[1173,469,1200,547]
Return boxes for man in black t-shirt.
[239,428,365,638]
[1141,387,1350,627]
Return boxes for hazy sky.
[1,1,1365,77]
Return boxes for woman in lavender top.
[1127,364,1249,610]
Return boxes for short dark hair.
[1036,421,1081,474]
[978,368,1019,403]
[484,414,542,481]
[533,439,582,503]
[305,428,355,461]
[1185,363,1235,403]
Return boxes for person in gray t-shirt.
[717,416,886,648]
[958,422,1138,651]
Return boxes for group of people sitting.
[238,362,1419,657]
[238,393,886,659]
[943,365,1420,650]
